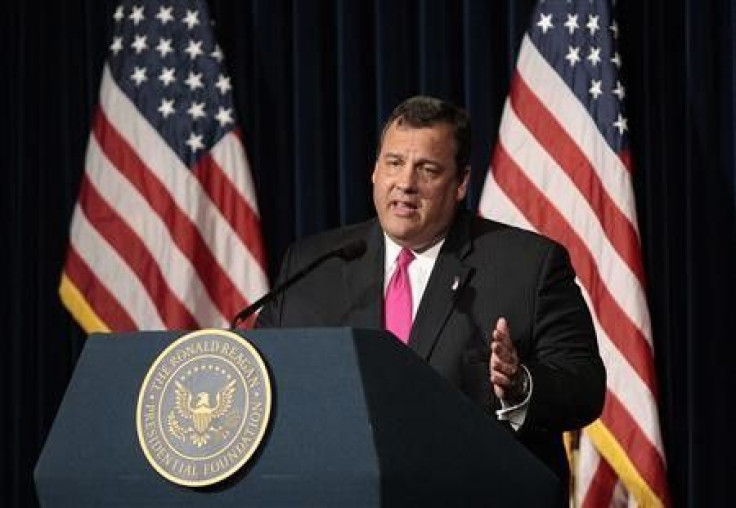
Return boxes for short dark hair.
[377,95,472,173]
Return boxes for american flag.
[479,0,669,506]
[60,0,268,331]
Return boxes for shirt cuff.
[495,364,533,431]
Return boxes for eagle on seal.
[174,378,237,434]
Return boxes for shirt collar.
[383,234,445,273]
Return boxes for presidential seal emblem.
[136,329,272,487]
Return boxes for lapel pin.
[451,276,460,291]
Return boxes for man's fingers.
[491,371,512,401]
[489,316,522,403]
[491,340,517,366]
[494,385,505,399]
[490,370,512,388]
[490,354,517,378]
[492,318,511,345]
[497,317,509,335]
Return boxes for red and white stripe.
[62,65,268,331]
[480,34,668,506]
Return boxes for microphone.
[229,239,367,329]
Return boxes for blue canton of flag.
[108,0,236,167]
[530,0,628,151]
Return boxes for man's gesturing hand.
[489,317,527,404]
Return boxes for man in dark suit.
[257,96,606,483]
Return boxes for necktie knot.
[397,248,415,270]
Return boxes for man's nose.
[394,163,418,191]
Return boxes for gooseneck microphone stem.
[229,239,367,330]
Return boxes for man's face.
[372,120,469,252]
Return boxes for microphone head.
[338,240,367,260]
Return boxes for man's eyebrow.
[415,157,440,166]
[383,151,404,159]
[382,151,443,168]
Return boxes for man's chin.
[386,230,442,252]
[384,228,419,247]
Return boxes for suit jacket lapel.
[342,220,384,328]
[409,212,474,359]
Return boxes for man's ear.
[456,167,470,201]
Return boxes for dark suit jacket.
[257,210,606,481]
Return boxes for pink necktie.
[384,248,415,343]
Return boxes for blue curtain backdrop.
[1,0,735,506]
